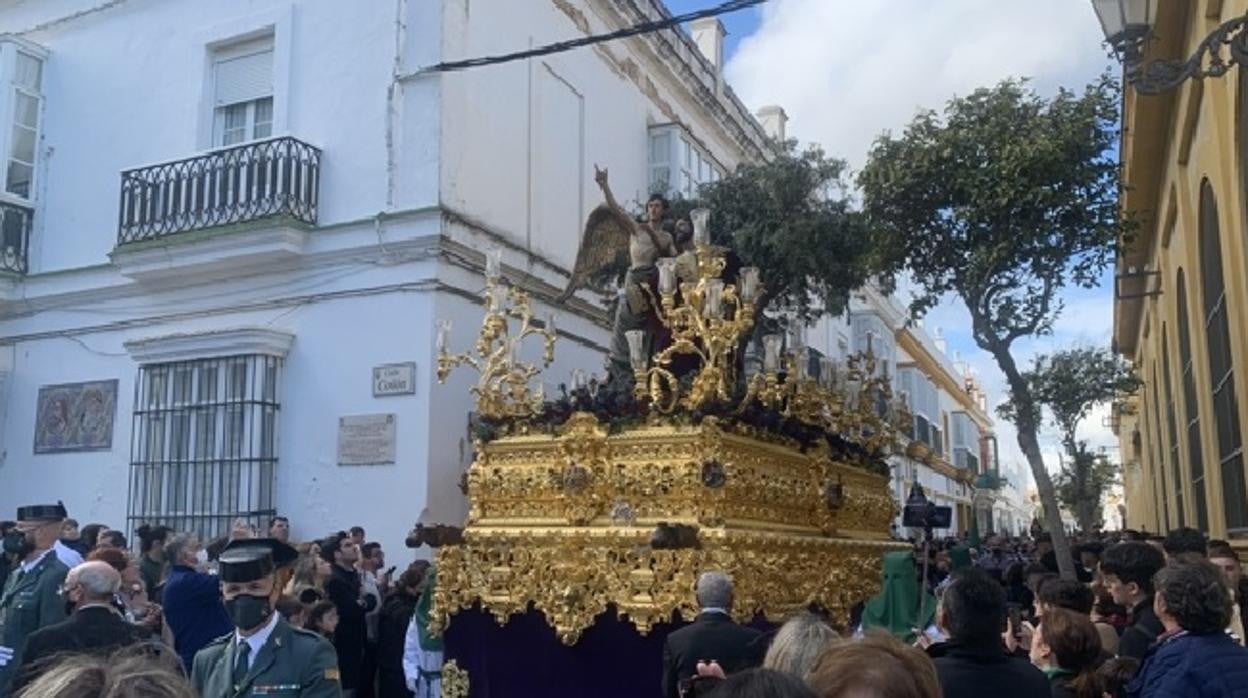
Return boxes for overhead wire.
[411,0,767,75]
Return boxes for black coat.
[326,565,374,690]
[1048,672,1078,698]
[377,591,419,698]
[661,612,762,698]
[15,606,144,690]
[1119,596,1165,660]
[928,639,1051,698]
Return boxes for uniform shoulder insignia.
[324,667,340,682]
[207,631,234,646]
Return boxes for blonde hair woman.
[16,651,194,698]
[764,612,841,680]
[285,552,332,605]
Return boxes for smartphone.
[1007,604,1023,638]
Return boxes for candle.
[739,267,760,303]
[763,334,782,373]
[819,357,835,388]
[691,208,711,247]
[484,248,502,280]
[656,257,678,294]
[436,320,451,352]
[703,280,724,319]
[625,330,648,370]
[544,313,557,337]
[789,322,805,353]
[573,369,587,390]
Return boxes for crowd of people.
[0,503,441,698]
[663,528,1248,698]
[6,499,1248,698]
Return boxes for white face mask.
[195,549,209,566]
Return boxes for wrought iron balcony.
[0,199,31,275]
[118,137,320,245]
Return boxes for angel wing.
[556,204,633,304]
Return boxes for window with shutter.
[211,37,274,147]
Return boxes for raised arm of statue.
[594,165,629,220]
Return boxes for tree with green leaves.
[858,76,1129,580]
[677,141,880,322]
[1001,346,1140,532]
[1055,446,1120,534]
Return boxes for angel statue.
[558,165,676,387]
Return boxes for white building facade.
[805,285,995,539]
[0,0,770,555]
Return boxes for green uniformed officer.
[0,503,71,698]
[191,538,342,698]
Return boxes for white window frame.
[210,37,274,147]
[195,8,292,151]
[0,39,48,205]
[646,123,727,199]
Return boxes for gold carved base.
[432,413,904,644]
[433,528,898,644]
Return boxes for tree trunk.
[1075,453,1095,534]
[989,345,1079,581]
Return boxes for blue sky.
[665,0,763,57]
[671,0,1120,483]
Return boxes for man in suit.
[0,503,72,698]
[192,538,341,697]
[322,534,375,697]
[661,571,761,698]
[15,560,143,690]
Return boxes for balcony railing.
[0,200,31,275]
[118,137,320,245]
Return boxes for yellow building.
[1115,1,1248,540]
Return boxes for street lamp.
[1092,0,1248,94]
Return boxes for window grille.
[1198,182,1244,533]
[127,354,280,541]
[1162,328,1185,527]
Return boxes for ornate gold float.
[430,210,912,645]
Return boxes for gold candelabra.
[435,249,557,420]
[435,212,919,460]
[626,209,762,413]
[616,209,912,457]
[738,328,914,457]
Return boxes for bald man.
[15,561,144,690]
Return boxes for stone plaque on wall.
[337,413,396,465]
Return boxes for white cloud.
[725,0,1112,174]
[724,0,1122,517]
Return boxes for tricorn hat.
[218,537,298,584]
[16,501,67,522]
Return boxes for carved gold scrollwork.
[434,418,903,646]
[554,412,611,524]
[441,660,470,698]
[432,529,900,645]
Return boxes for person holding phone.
[926,569,1049,698]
